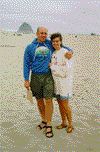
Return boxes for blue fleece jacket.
[23,38,72,80]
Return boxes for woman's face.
[52,37,62,50]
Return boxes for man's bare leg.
[45,98,53,137]
[37,98,45,121]
[45,99,53,125]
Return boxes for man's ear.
[36,32,38,37]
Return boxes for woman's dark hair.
[50,32,63,46]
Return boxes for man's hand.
[24,80,30,90]
[49,63,52,67]
[65,51,73,60]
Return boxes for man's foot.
[66,126,74,133]
[37,121,47,130]
[45,126,54,138]
[56,124,67,129]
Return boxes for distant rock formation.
[17,22,33,34]
[91,33,96,36]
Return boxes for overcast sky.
[0,0,100,34]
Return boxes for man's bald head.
[36,26,48,42]
[37,26,48,33]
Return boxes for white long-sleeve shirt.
[50,48,74,98]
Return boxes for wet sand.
[0,31,99,152]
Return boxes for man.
[23,27,73,138]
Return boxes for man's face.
[37,28,48,42]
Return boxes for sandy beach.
[0,31,99,152]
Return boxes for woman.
[50,33,74,133]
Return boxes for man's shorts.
[30,72,54,99]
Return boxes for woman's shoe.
[56,124,67,129]
[66,126,74,133]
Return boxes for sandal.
[45,126,54,138]
[66,126,74,133]
[56,124,67,129]
[37,121,47,130]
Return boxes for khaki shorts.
[30,72,54,99]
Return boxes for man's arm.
[63,45,73,60]
[23,45,31,90]
[65,51,73,60]
[24,80,30,90]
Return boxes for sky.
[0,0,100,34]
